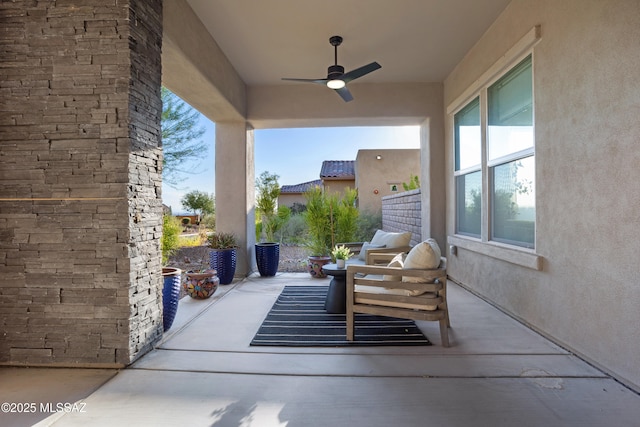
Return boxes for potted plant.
[161,214,182,331]
[255,171,290,276]
[331,244,353,269]
[207,232,238,285]
[184,269,219,299]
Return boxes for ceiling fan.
[282,35,381,102]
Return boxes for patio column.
[215,122,255,276]
[420,117,446,248]
[0,0,163,366]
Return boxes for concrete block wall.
[0,0,163,366]
[381,189,422,246]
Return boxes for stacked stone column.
[0,0,163,366]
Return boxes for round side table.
[322,263,347,314]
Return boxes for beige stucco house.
[319,160,355,196]
[278,179,322,209]
[1,0,638,395]
[280,150,420,213]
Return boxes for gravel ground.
[168,244,309,273]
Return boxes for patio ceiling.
[164,0,512,127]
[186,0,511,85]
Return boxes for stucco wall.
[444,0,640,390]
[356,149,420,214]
[323,180,355,197]
[279,193,306,208]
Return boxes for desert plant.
[162,215,182,265]
[303,185,332,255]
[279,213,307,245]
[200,213,216,230]
[207,232,238,249]
[355,209,382,241]
[333,187,358,243]
[402,174,421,191]
[256,171,283,242]
[264,205,291,243]
[302,186,359,255]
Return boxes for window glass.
[488,56,533,161]
[456,171,482,237]
[454,97,481,171]
[491,156,535,247]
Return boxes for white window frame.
[454,97,482,238]
[447,26,542,270]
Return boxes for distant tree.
[256,171,284,242]
[161,87,207,188]
[181,190,215,221]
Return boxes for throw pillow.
[369,229,412,249]
[358,242,386,261]
[383,252,404,281]
[403,239,442,288]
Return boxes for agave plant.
[207,232,238,249]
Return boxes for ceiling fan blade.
[341,62,381,84]
[335,86,353,102]
[281,78,327,85]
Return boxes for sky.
[161,110,421,214]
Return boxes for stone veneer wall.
[381,189,422,246]
[0,0,163,366]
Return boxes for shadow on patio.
[3,273,640,426]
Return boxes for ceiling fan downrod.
[327,36,345,84]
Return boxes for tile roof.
[319,160,355,179]
[280,179,323,194]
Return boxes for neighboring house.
[319,160,355,195]
[279,150,420,214]
[279,179,322,208]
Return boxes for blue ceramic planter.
[161,267,181,332]
[209,248,237,285]
[255,242,279,277]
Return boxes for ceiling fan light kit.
[282,35,381,102]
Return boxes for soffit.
[185,0,512,86]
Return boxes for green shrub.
[279,213,306,245]
[200,213,216,230]
[402,174,421,191]
[355,210,382,241]
[180,217,191,226]
[162,215,182,265]
[302,186,359,255]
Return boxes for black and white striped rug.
[250,286,431,346]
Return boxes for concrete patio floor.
[2,273,639,427]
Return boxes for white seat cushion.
[354,284,438,310]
